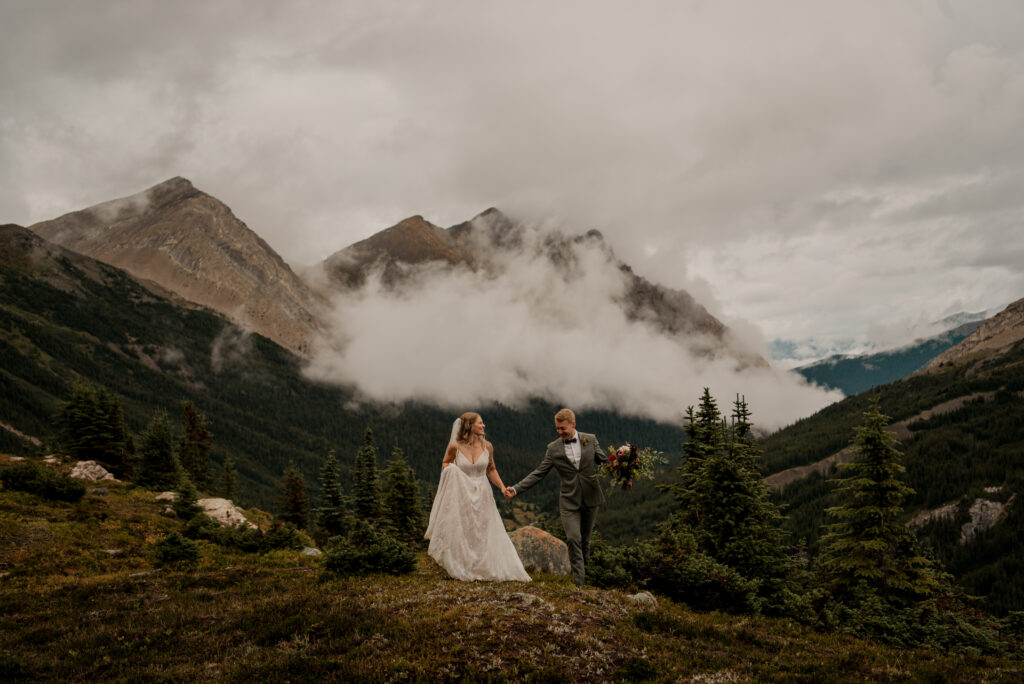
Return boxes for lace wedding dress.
[425,448,531,582]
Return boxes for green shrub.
[0,461,86,503]
[151,531,201,570]
[587,525,760,615]
[818,587,1017,655]
[183,515,304,554]
[587,538,639,589]
[323,519,415,576]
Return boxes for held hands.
[502,486,516,499]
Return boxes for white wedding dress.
[425,448,531,582]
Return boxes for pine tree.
[172,472,203,521]
[177,401,213,492]
[54,383,134,477]
[314,450,350,545]
[818,395,944,606]
[136,411,180,491]
[278,462,310,529]
[353,428,384,522]
[219,455,237,501]
[663,390,809,617]
[383,444,427,546]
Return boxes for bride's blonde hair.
[456,412,483,443]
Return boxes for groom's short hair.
[554,408,576,424]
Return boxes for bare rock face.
[197,497,256,528]
[961,496,1012,544]
[69,460,117,481]
[508,525,571,576]
[30,177,324,356]
[927,297,1024,370]
[322,215,469,289]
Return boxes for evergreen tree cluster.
[54,385,236,500]
[54,383,134,478]
[587,389,1021,654]
[590,390,810,620]
[279,427,427,577]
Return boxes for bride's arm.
[485,442,506,490]
[442,442,457,469]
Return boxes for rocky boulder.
[69,460,117,481]
[198,497,256,528]
[508,525,570,576]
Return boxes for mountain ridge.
[320,207,762,368]
[30,177,324,356]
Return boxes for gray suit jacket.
[513,432,606,511]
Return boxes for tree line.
[586,389,1022,655]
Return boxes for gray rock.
[154,491,178,501]
[627,591,658,609]
[89,487,109,496]
[508,525,571,576]
[510,592,552,608]
[197,497,256,528]
[161,506,177,518]
[301,547,322,557]
[70,460,117,481]
[130,570,159,579]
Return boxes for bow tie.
[563,438,577,444]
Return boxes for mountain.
[0,223,685,523]
[29,177,324,356]
[321,207,764,367]
[794,318,984,396]
[760,296,1024,615]
[925,298,1024,370]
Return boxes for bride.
[425,412,531,582]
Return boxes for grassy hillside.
[2,455,1020,682]
[763,342,1024,615]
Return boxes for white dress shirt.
[563,430,581,469]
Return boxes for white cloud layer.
[303,232,841,430]
[2,0,1023,367]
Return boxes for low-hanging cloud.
[303,226,841,431]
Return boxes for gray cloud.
[2,0,1023,366]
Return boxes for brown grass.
[2,457,1022,682]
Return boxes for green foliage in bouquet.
[0,461,85,503]
[322,518,416,577]
[600,444,666,490]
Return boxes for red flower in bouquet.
[599,443,665,490]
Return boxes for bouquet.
[599,444,666,490]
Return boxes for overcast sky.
[3,0,1023,364]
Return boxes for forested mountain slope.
[794,320,982,396]
[0,225,685,518]
[762,314,1024,614]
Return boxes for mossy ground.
[1,456,1021,682]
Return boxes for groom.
[506,408,606,586]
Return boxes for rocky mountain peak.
[322,214,469,289]
[30,178,323,356]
